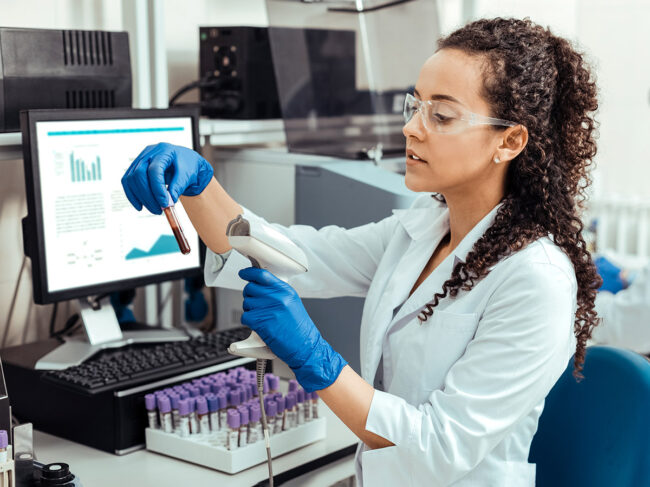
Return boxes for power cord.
[256,359,274,487]
[48,302,59,338]
[168,76,242,114]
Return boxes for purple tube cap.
[286,392,296,409]
[158,395,172,414]
[297,388,305,403]
[237,405,249,424]
[227,409,241,429]
[196,396,209,415]
[207,395,220,412]
[249,405,261,423]
[188,397,196,411]
[269,376,280,390]
[145,394,156,411]
[276,395,285,411]
[179,399,190,416]
[266,400,278,417]
[228,389,242,406]
[217,393,228,409]
[0,430,7,449]
[169,393,181,409]
[288,379,299,392]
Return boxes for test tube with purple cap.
[158,396,173,433]
[178,399,191,437]
[226,409,241,450]
[196,396,210,434]
[275,396,285,434]
[145,393,158,429]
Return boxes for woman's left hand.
[238,267,347,392]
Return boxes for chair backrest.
[529,346,650,486]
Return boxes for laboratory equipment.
[162,193,191,254]
[198,26,281,120]
[2,327,253,454]
[226,213,309,486]
[144,369,326,474]
[0,27,132,132]
[264,0,442,160]
[226,214,309,358]
[20,107,202,370]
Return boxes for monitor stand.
[34,296,189,370]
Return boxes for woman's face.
[403,48,507,196]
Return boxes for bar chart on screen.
[69,152,102,183]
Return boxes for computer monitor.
[20,108,203,369]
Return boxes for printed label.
[199,415,211,434]
[228,430,239,450]
[179,416,190,438]
[162,413,173,433]
[147,411,158,429]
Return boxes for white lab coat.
[205,194,577,486]
[591,265,650,354]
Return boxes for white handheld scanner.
[226,214,309,360]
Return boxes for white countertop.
[33,401,358,486]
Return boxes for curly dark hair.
[417,18,601,378]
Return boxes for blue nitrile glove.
[121,142,213,215]
[595,255,626,294]
[238,267,347,392]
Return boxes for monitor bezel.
[21,107,205,305]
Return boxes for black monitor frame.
[20,107,205,305]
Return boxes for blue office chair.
[529,346,650,486]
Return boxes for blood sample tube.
[196,396,210,434]
[0,431,7,462]
[162,192,190,255]
[145,394,158,429]
[178,399,190,437]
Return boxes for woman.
[123,18,600,486]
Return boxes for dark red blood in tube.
[163,206,191,254]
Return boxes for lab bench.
[32,401,358,487]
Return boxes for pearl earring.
[494,156,501,164]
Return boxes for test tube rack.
[145,417,326,474]
[0,446,14,487]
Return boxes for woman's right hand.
[121,142,214,215]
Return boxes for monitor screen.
[22,108,203,304]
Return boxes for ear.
[494,125,528,163]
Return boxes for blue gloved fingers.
[130,157,163,215]
[121,172,143,211]
[242,281,275,299]
[121,146,159,211]
[239,267,286,287]
[147,151,175,209]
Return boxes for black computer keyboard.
[42,327,251,395]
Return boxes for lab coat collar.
[387,201,503,331]
[392,197,503,265]
[391,196,447,242]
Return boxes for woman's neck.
[444,189,504,252]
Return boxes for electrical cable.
[168,76,242,114]
[2,255,27,347]
[256,358,274,487]
[169,76,223,106]
[48,302,59,338]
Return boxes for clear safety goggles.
[403,93,518,134]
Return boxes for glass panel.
[266,0,441,160]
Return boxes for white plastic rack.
[145,416,326,474]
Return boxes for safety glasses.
[403,93,518,134]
